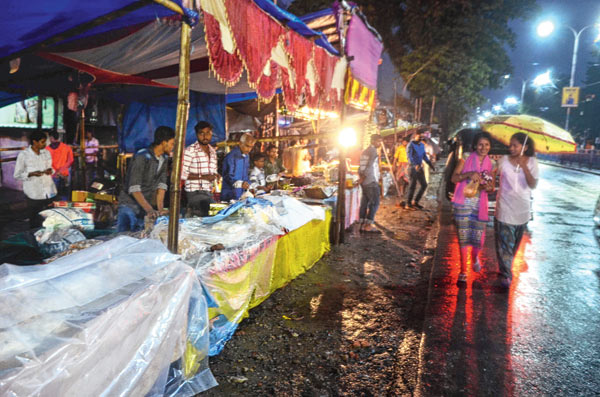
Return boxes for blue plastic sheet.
[119,91,226,152]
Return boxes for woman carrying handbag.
[451,132,495,286]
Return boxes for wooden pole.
[429,95,436,125]
[167,20,192,253]
[79,107,87,189]
[414,99,418,124]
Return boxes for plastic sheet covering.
[262,195,326,231]
[198,212,332,356]
[0,236,217,396]
[151,202,285,262]
[34,227,86,257]
[382,171,394,196]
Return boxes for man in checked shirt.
[181,121,219,217]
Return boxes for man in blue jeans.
[405,130,435,210]
[358,134,383,234]
[117,126,175,232]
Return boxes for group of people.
[13,130,100,228]
[357,130,438,234]
[358,128,538,289]
[117,123,286,232]
[451,131,538,289]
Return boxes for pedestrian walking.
[393,136,410,204]
[451,132,495,286]
[358,134,383,234]
[494,132,539,289]
[181,121,218,217]
[13,131,57,228]
[405,130,435,210]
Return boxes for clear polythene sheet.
[0,236,216,396]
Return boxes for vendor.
[117,126,175,232]
[13,131,57,228]
[46,131,73,200]
[181,121,218,217]
[221,133,255,201]
[249,153,270,195]
[264,144,284,179]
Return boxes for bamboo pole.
[167,20,192,253]
[79,108,87,189]
[429,95,436,125]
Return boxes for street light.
[537,21,555,37]
[532,70,552,87]
[519,71,554,112]
[537,19,600,130]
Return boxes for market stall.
[151,195,331,355]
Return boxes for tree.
[290,0,538,133]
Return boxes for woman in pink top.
[494,132,539,289]
[451,132,495,286]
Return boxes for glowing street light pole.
[538,20,599,130]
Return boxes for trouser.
[26,197,52,229]
[117,205,145,232]
[494,220,527,280]
[186,190,214,217]
[407,165,427,204]
[85,163,97,187]
[52,174,71,201]
[359,182,380,224]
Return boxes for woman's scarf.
[452,152,493,221]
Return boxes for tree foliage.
[290,0,538,132]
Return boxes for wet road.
[418,164,600,396]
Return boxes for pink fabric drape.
[452,152,493,221]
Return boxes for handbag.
[463,178,479,198]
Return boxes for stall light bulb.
[338,127,357,148]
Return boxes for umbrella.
[480,115,576,154]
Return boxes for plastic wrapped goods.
[0,236,216,396]
[39,207,94,230]
[151,200,286,262]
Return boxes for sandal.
[457,273,467,286]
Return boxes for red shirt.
[46,142,74,177]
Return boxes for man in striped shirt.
[182,121,218,217]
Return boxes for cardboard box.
[71,190,90,202]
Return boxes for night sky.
[484,0,600,107]
[377,0,600,112]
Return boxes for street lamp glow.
[338,127,357,148]
[503,74,510,79]
[532,70,552,87]
[537,20,555,37]
[504,96,519,106]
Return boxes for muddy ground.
[203,172,442,396]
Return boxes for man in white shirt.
[13,131,57,228]
[181,121,218,216]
